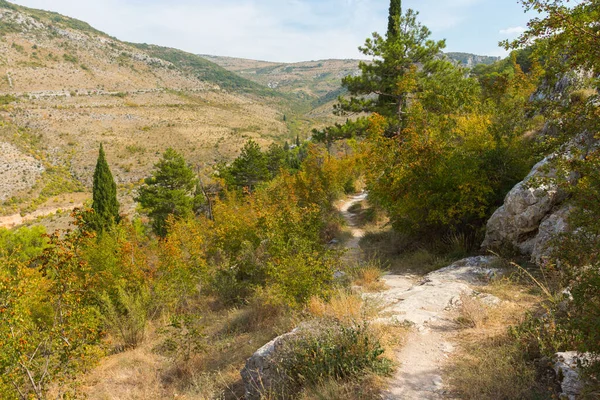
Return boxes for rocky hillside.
[201,56,360,104]
[0,1,294,216]
[203,52,501,103]
[445,52,501,68]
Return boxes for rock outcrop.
[531,205,572,264]
[554,352,586,400]
[482,133,597,263]
[370,256,502,328]
[481,157,567,257]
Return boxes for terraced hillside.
[0,1,293,217]
[201,56,360,101]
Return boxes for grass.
[351,261,387,292]
[297,375,386,400]
[357,204,478,276]
[307,289,376,323]
[80,286,401,400]
[455,292,490,329]
[446,277,552,400]
[83,293,294,399]
[361,228,453,275]
[446,335,550,400]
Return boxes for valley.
[1,0,598,400]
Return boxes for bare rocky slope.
[0,0,296,217]
[202,52,500,106]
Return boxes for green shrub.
[155,314,205,362]
[62,53,78,63]
[99,286,151,350]
[275,321,392,392]
[0,225,48,261]
[0,95,16,105]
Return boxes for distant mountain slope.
[445,52,501,67]
[133,44,284,99]
[201,55,360,100]
[0,1,291,216]
[203,51,503,102]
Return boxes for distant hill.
[0,0,296,217]
[203,51,503,104]
[201,55,360,103]
[445,52,502,67]
[0,0,504,218]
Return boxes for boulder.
[369,256,502,327]
[554,352,586,400]
[532,206,572,264]
[241,328,300,400]
[481,157,566,255]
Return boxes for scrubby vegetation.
[1,0,600,398]
[0,138,369,398]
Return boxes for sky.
[10,0,535,63]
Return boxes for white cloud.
[405,0,483,31]
[499,26,526,36]
[9,0,513,61]
[11,0,389,62]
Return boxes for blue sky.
[11,0,535,63]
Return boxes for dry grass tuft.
[446,335,548,400]
[297,375,386,400]
[446,278,550,400]
[82,345,169,400]
[353,265,387,292]
[455,292,489,329]
[307,289,367,323]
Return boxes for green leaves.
[90,144,120,232]
[337,6,447,135]
[136,148,201,237]
[223,140,270,192]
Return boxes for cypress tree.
[91,143,120,231]
[387,0,402,38]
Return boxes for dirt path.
[338,194,499,400]
[0,203,83,229]
[338,192,367,250]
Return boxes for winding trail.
[338,193,499,400]
[338,192,367,252]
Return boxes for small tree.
[136,148,200,237]
[222,140,270,192]
[90,144,120,231]
[266,143,288,178]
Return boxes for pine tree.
[136,148,199,237]
[387,0,402,38]
[335,1,446,134]
[91,143,119,231]
[222,140,270,192]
